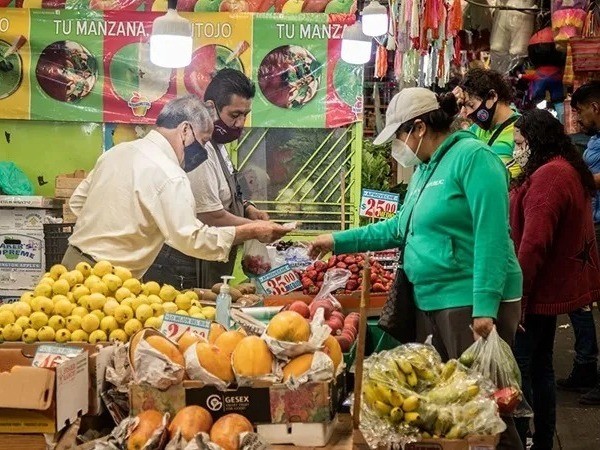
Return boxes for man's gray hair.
[156,95,216,131]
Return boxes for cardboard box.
[130,373,346,425]
[404,435,499,450]
[55,171,87,199]
[0,208,45,231]
[0,196,61,209]
[0,290,26,304]
[0,343,114,416]
[0,347,89,434]
[0,231,45,290]
[257,415,338,446]
[62,204,77,224]
[354,429,499,450]
[0,434,47,450]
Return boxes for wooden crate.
[55,170,87,199]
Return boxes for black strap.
[399,144,453,263]
[487,115,518,147]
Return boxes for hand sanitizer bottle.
[215,275,235,330]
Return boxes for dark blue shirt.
[583,135,600,224]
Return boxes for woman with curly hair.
[510,109,600,449]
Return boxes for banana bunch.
[360,345,507,442]
[362,380,421,426]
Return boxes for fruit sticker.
[0,9,30,119]
[30,9,103,121]
[103,10,175,123]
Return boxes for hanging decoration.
[391,0,456,88]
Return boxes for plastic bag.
[0,162,34,195]
[312,268,351,311]
[359,343,506,448]
[242,239,272,276]
[460,326,533,418]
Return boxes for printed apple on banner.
[103,10,176,123]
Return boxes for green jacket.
[334,131,522,318]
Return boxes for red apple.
[89,0,144,9]
[288,300,310,319]
[335,335,352,352]
[326,317,343,335]
[309,300,334,320]
[331,311,345,322]
[175,0,197,9]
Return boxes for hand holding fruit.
[308,234,334,259]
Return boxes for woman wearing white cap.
[309,87,523,450]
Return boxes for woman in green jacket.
[309,87,523,449]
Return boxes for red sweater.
[509,157,600,315]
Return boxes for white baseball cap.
[373,88,440,145]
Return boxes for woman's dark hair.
[398,93,459,134]
[461,68,513,103]
[513,109,595,195]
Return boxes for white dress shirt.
[68,130,236,278]
[186,142,233,214]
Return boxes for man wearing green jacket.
[309,88,523,450]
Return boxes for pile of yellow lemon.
[0,261,215,344]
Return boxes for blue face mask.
[182,127,208,173]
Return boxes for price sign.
[257,264,302,296]
[160,313,211,341]
[359,189,400,219]
[33,344,84,368]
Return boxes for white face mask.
[513,142,530,167]
[391,129,423,167]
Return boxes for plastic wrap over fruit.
[184,343,232,391]
[281,350,335,389]
[93,412,170,450]
[131,338,185,390]
[242,239,272,276]
[105,343,133,394]
[313,268,351,310]
[359,344,506,448]
[262,307,331,360]
[231,350,282,387]
[460,327,533,418]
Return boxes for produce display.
[128,307,343,389]
[0,261,222,343]
[299,254,394,295]
[108,406,257,450]
[360,343,506,447]
[285,300,359,352]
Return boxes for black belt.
[71,245,97,263]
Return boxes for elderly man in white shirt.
[146,69,271,288]
[62,95,290,279]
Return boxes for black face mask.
[182,128,208,173]
[468,93,498,131]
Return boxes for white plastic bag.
[460,327,533,418]
[242,239,272,276]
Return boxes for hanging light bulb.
[341,23,372,65]
[150,0,193,69]
[361,0,388,37]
